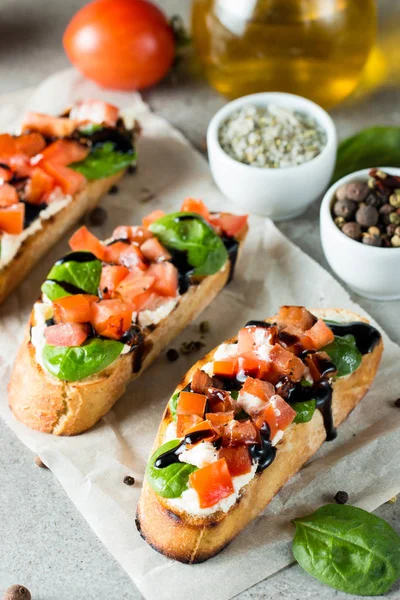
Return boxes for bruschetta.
[8,199,248,435]
[136,306,383,563]
[0,99,138,304]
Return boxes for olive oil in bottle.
[191,0,376,108]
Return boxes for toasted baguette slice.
[136,308,383,563]
[0,170,126,305]
[8,222,248,436]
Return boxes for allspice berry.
[355,204,378,228]
[3,585,31,600]
[342,221,362,240]
[333,199,356,219]
[336,181,368,203]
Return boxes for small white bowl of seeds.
[207,92,337,221]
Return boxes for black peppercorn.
[355,204,379,228]
[333,199,356,219]
[89,206,107,226]
[3,585,31,600]
[127,164,137,174]
[394,398,400,408]
[334,491,349,504]
[336,181,368,203]
[341,221,362,241]
[123,476,135,486]
[109,185,119,195]
[364,192,382,208]
[199,321,210,335]
[166,348,179,362]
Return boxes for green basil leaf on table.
[169,392,179,422]
[292,504,400,596]
[43,253,102,300]
[43,338,123,381]
[292,399,316,423]
[146,439,197,499]
[323,334,362,378]
[71,141,136,180]
[149,212,228,276]
[333,126,400,183]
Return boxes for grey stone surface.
[1,0,400,599]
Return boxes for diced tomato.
[24,167,55,204]
[268,344,305,382]
[140,237,171,262]
[91,299,132,340]
[213,358,238,378]
[70,99,119,127]
[238,353,270,380]
[99,265,129,299]
[240,377,275,403]
[184,419,219,447]
[221,420,259,447]
[0,134,17,160]
[44,322,89,347]
[41,161,85,195]
[205,388,234,413]
[53,294,99,324]
[219,446,252,477]
[115,273,155,306]
[69,226,106,260]
[176,414,203,437]
[102,241,128,264]
[147,262,178,297]
[130,290,162,312]
[142,209,165,228]
[8,155,33,178]
[0,203,24,234]
[180,198,210,220]
[0,183,18,207]
[177,391,207,418]
[118,244,148,271]
[189,458,234,509]
[21,112,78,138]
[276,306,317,332]
[209,213,248,238]
[238,326,274,355]
[206,411,234,435]
[39,139,89,166]
[304,319,334,350]
[15,133,46,157]
[0,165,12,183]
[255,395,296,440]
[191,368,214,395]
[112,225,153,244]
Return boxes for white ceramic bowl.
[320,167,400,301]
[207,92,337,221]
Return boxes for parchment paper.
[1,69,400,600]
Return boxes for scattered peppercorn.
[34,455,47,469]
[394,398,400,407]
[336,181,368,203]
[199,321,210,335]
[3,585,31,600]
[334,490,349,504]
[123,476,135,486]
[109,185,119,195]
[342,221,362,241]
[180,340,205,355]
[89,206,107,226]
[166,348,179,362]
[128,164,137,174]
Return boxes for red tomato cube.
[189,458,234,508]
[69,226,106,260]
[219,446,252,477]
[44,322,89,347]
[91,299,132,340]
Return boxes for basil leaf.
[292,400,316,423]
[230,390,239,400]
[300,378,312,388]
[71,141,136,180]
[78,123,103,136]
[43,338,123,381]
[235,409,249,420]
[44,253,102,298]
[333,126,400,183]
[292,504,400,596]
[169,392,179,422]
[323,334,362,378]
[146,439,197,499]
[41,280,72,301]
[149,212,228,276]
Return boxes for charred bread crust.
[136,308,383,563]
[8,223,248,435]
[0,170,127,305]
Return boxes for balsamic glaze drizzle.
[326,321,381,355]
[249,422,277,472]
[44,278,87,296]
[55,251,98,264]
[245,320,272,329]
[23,201,47,228]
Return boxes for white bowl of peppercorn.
[320,167,400,301]
[207,92,337,221]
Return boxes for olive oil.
[192,0,376,108]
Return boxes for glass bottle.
[191,0,376,108]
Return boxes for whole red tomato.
[63,0,175,90]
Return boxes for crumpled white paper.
[0,69,400,600]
